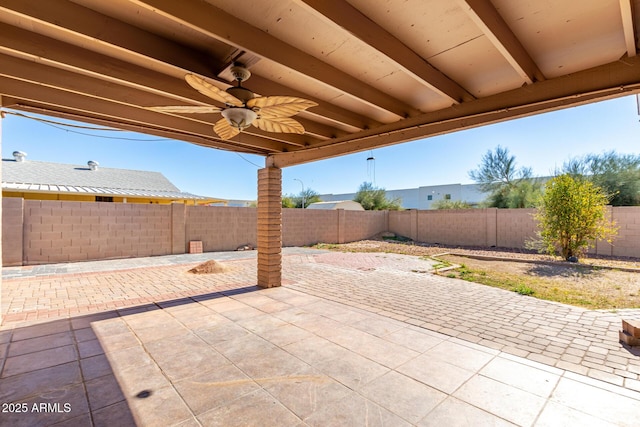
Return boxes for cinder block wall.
[416,209,493,246]
[496,208,537,248]
[2,198,24,266]
[185,206,257,252]
[343,210,388,243]
[20,200,172,264]
[608,207,640,257]
[4,199,640,265]
[283,209,339,247]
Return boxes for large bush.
[535,174,617,260]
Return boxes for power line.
[1,110,171,141]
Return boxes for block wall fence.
[2,198,639,266]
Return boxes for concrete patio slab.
[1,248,640,426]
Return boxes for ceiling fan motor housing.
[230,65,251,82]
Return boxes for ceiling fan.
[148,64,317,140]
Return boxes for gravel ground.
[316,236,640,271]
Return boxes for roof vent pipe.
[13,151,27,162]
[87,160,99,171]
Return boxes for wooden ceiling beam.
[131,0,420,118]
[298,0,474,104]
[0,76,289,154]
[0,0,219,77]
[0,53,315,150]
[619,0,637,57]
[459,0,545,84]
[268,56,640,167]
[0,23,223,106]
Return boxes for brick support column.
[257,167,282,288]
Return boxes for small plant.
[514,284,534,296]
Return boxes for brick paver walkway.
[2,249,640,392]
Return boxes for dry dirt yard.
[315,237,640,310]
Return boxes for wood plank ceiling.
[0,0,638,167]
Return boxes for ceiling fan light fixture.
[221,108,257,130]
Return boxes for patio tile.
[86,374,126,411]
[152,346,228,382]
[174,312,232,330]
[215,332,276,360]
[254,300,293,314]
[90,318,131,337]
[113,362,171,397]
[342,333,420,369]
[92,400,137,427]
[257,323,315,347]
[0,361,81,402]
[236,313,289,335]
[78,338,105,358]
[418,397,517,427]
[535,400,619,427]
[11,319,70,341]
[132,322,190,343]
[80,354,112,381]
[453,375,547,426]
[382,326,445,353]
[52,412,94,427]
[2,344,77,377]
[260,372,351,419]
[197,388,303,427]
[304,392,412,427]
[94,331,140,352]
[425,340,495,371]
[549,377,640,426]
[71,313,120,330]
[238,348,313,379]
[480,356,560,398]
[350,316,406,337]
[73,327,98,343]
[195,322,251,346]
[126,384,193,426]
[397,354,475,394]
[314,349,390,390]
[173,364,260,415]
[103,345,153,372]
[360,371,447,424]
[204,298,250,313]
[7,331,74,357]
[282,335,352,365]
[0,329,12,344]
[143,331,211,359]
[0,382,89,427]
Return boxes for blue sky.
[2,95,638,200]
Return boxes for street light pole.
[293,178,305,208]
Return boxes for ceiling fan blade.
[146,105,222,114]
[185,74,243,107]
[252,116,305,134]
[247,96,317,117]
[213,118,240,140]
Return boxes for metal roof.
[0,1,638,167]
[2,158,216,201]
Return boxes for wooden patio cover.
[0,0,638,286]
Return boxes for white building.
[319,183,487,210]
[307,200,364,210]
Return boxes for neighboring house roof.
[2,158,218,201]
[307,200,364,210]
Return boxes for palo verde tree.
[562,151,640,206]
[469,146,542,208]
[535,174,617,260]
[353,182,402,210]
